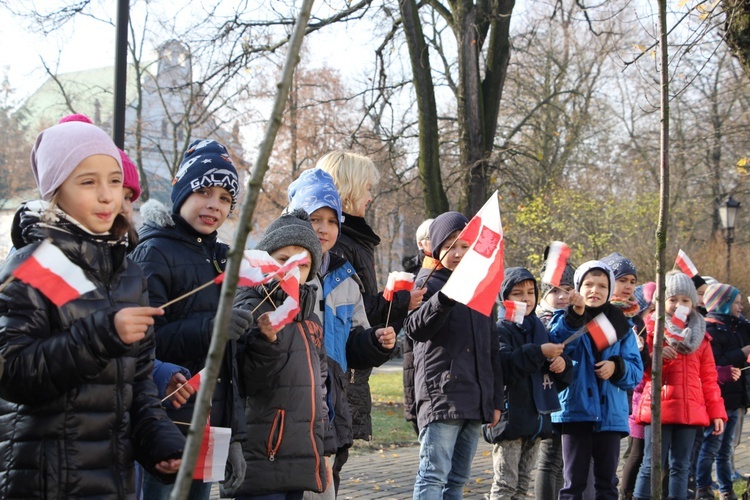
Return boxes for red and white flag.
[194,423,232,482]
[274,252,310,280]
[541,241,572,286]
[675,250,699,278]
[267,267,301,330]
[12,239,97,307]
[214,250,308,288]
[502,300,527,324]
[587,313,618,351]
[441,192,505,316]
[243,249,284,274]
[186,368,207,392]
[670,305,690,331]
[384,271,415,301]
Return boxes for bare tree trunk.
[651,0,670,497]
[723,0,750,79]
[399,0,449,217]
[168,0,315,497]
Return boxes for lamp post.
[719,195,741,282]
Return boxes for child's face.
[56,154,123,233]
[665,294,693,316]
[438,230,470,271]
[349,183,372,217]
[696,284,707,307]
[179,186,231,235]
[613,274,637,300]
[579,272,609,308]
[731,293,743,318]
[507,280,537,314]
[309,207,339,254]
[543,285,573,309]
[270,246,312,284]
[120,187,135,223]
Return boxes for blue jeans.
[413,419,481,499]
[633,424,697,500]
[696,408,739,493]
[141,471,212,500]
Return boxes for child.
[534,258,576,500]
[231,209,330,499]
[633,271,726,500]
[404,211,504,499]
[318,151,424,444]
[130,139,251,499]
[0,121,185,498]
[549,260,643,500]
[489,267,572,499]
[286,168,396,495]
[695,283,750,499]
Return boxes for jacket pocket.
[266,409,285,462]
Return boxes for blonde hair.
[316,151,380,213]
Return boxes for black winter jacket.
[233,283,329,495]
[405,266,504,429]
[0,202,185,499]
[129,203,245,442]
[706,313,750,410]
[330,212,410,440]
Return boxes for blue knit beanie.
[287,168,343,228]
[429,211,468,258]
[601,252,637,280]
[171,139,240,214]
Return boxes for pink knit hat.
[120,150,141,202]
[31,121,122,201]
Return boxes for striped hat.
[703,283,740,315]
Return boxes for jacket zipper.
[298,323,323,492]
[267,409,285,462]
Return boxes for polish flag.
[441,192,505,316]
[675,250,699,277]
[670,305,691,331]
[12,239,97,307]
[541,241,572,286]
[274,252,310,280]
[186,368,207,391]
[587,313,618,351]
[384,271,415,301]
[267,267,301,329]
[194,423,232,482]
[502,300,527,324]
[243,249,284,274]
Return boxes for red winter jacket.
[636,319,727,426]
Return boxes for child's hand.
[548,356,566,374]
[376,327,396,349]
[662,346,678,360]
[594,360,615,380]
[165,372,196,409]
[257,312,282,343]
[487,409,502,428]
[732,367,742,381]
[541,343,564,359]
[114,307,164,345]
[712,418,725,435]
[568,291,585,315]
[408,288,427,310]
[154,458,181,474]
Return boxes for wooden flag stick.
[0,275,15,295]
[262,286,277,310]
[562,327,587,346]
[384,300,393,330]
[161,380,191,404]
[160,279,217,309]
[251,281,283,314]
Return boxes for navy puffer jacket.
[0,202,185,499]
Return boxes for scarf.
[662,310,706,355]
[610,295,640,319]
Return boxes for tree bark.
[724,0,750,79]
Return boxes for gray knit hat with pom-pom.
[255,208,322,282]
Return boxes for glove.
[211,308,254,341]
[221,441,246,493]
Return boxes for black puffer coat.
[129,202,245,442]
[405,266,504,429]
[331,213,410,440]
[232,283,329,495]
[706,313,750,411]
[0,202,185,499]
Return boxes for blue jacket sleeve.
[152,360,191,400]
[609,332,643,391]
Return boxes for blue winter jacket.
[549,309,643,433]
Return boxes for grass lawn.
[350,370,418,454]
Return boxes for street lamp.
[719,195,741,282]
